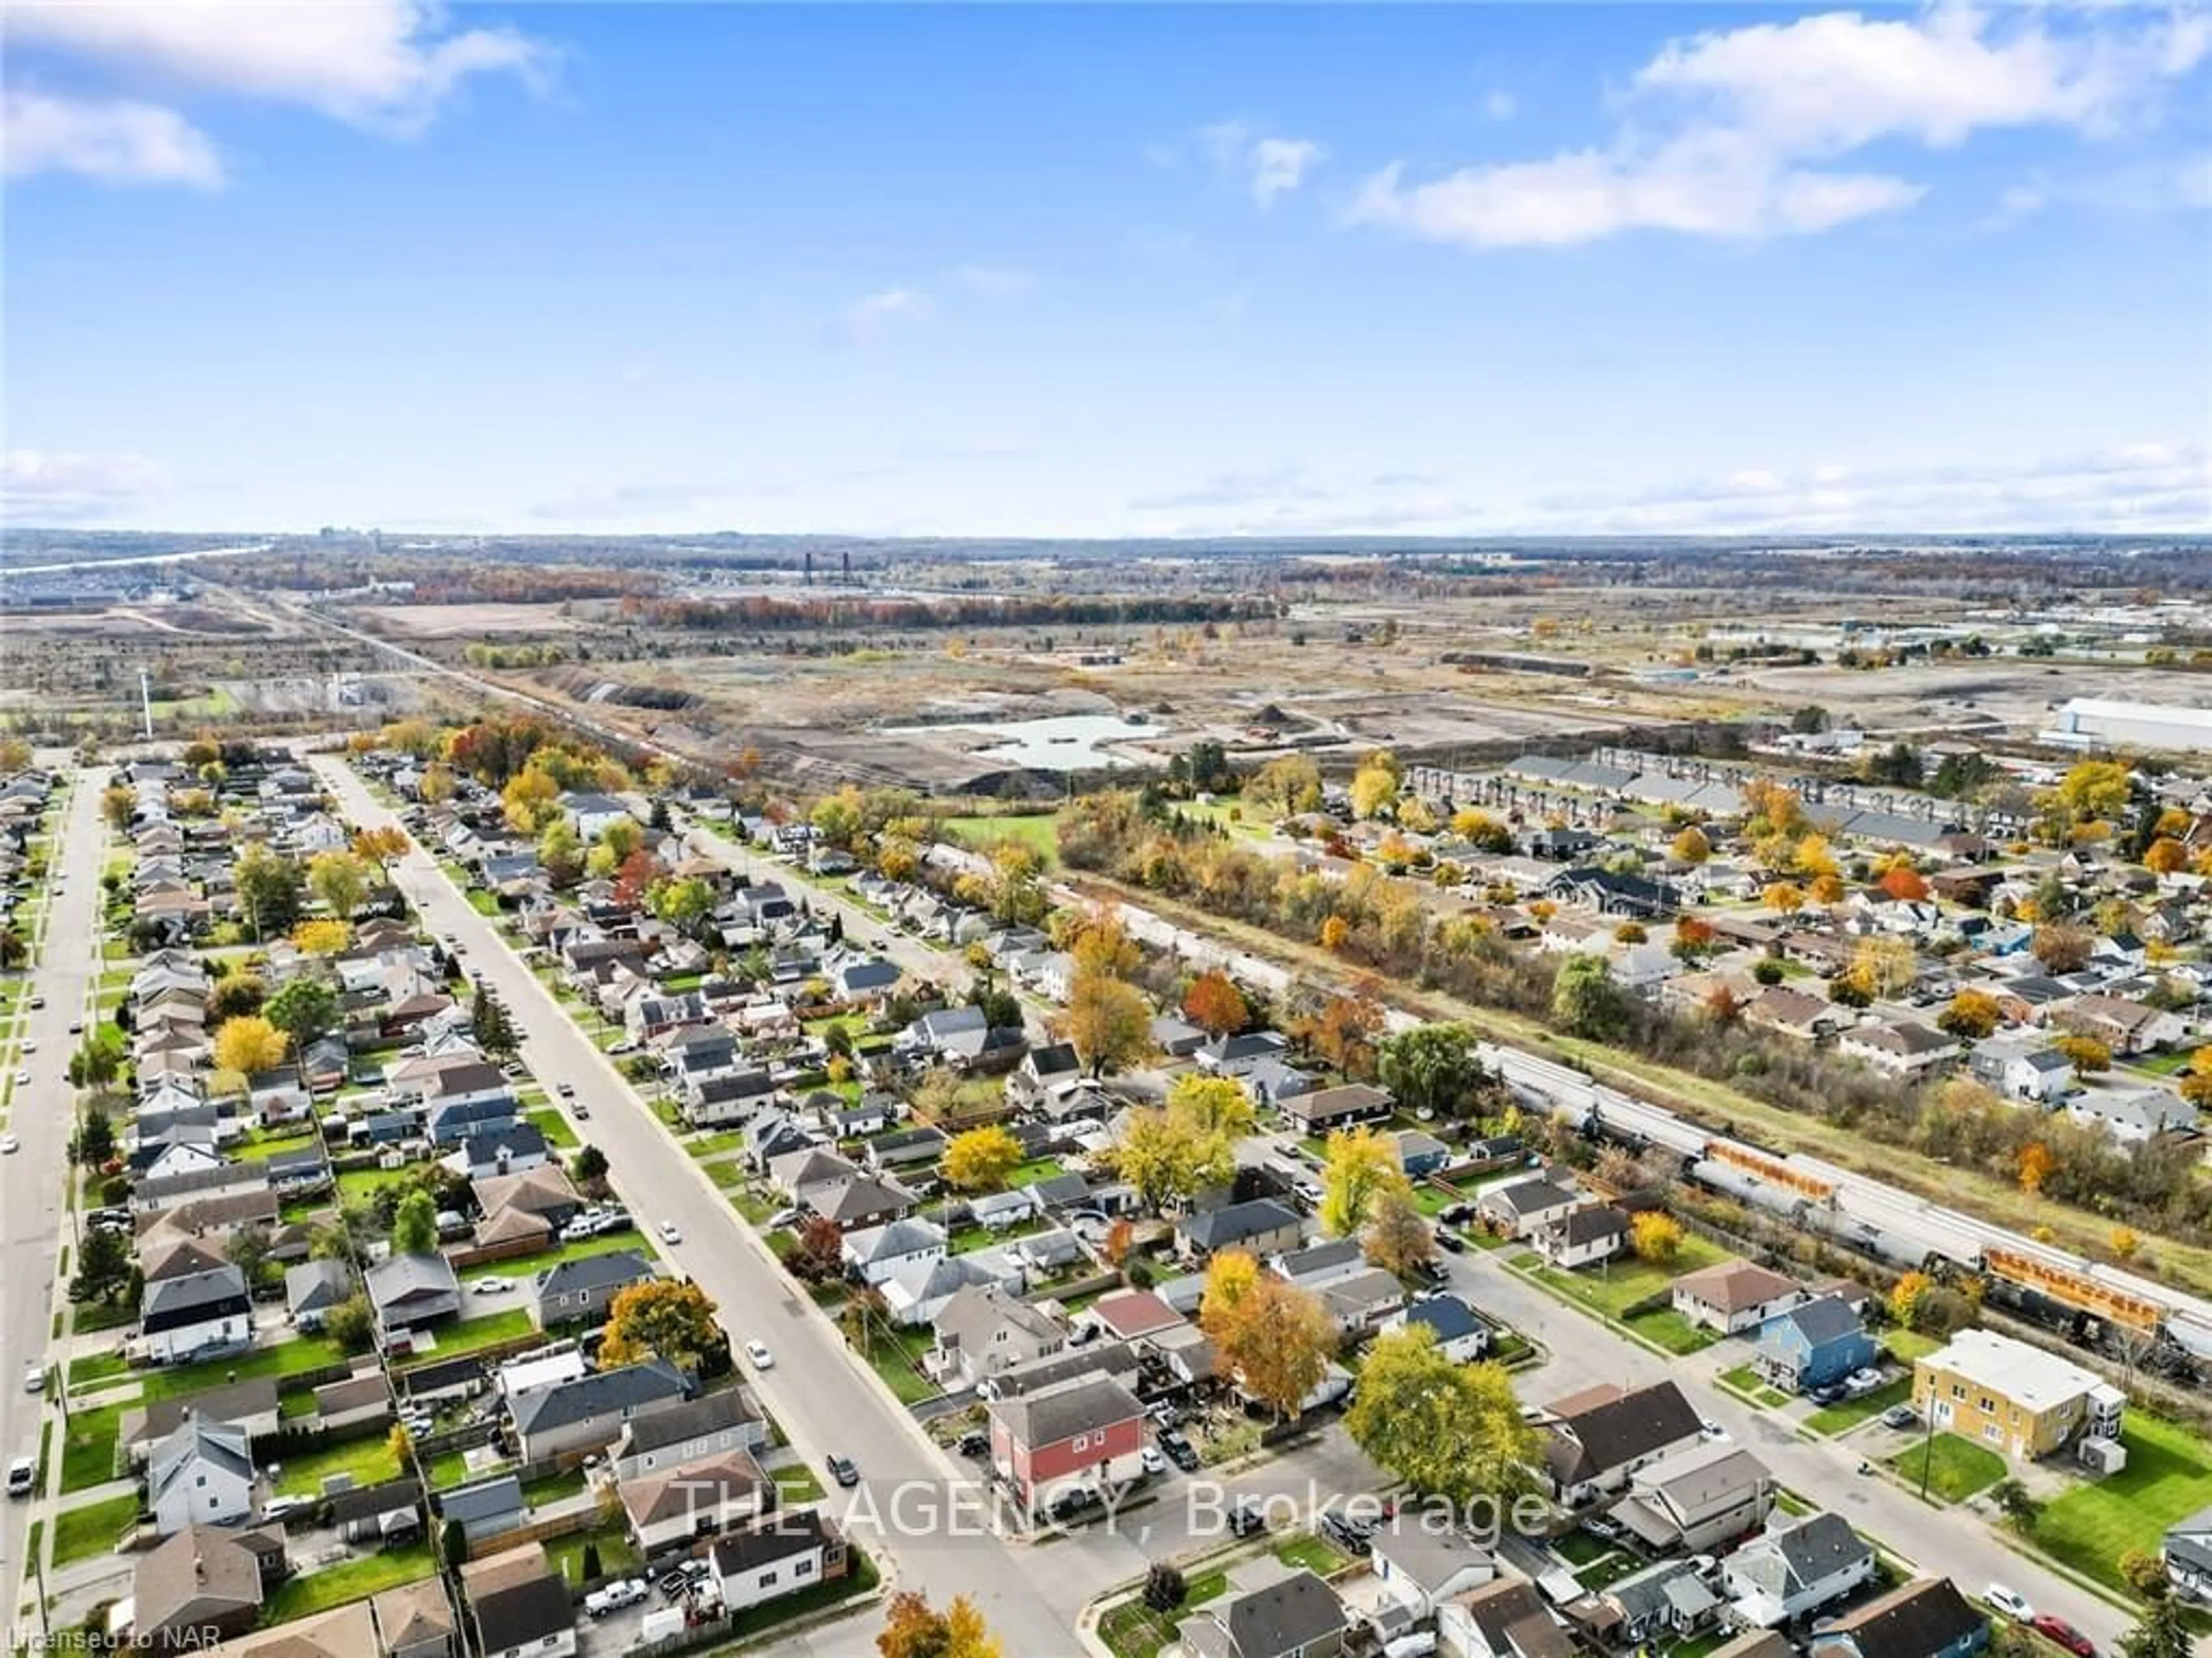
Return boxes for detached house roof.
[989,1374,1142,1449]
[1546,1380,1702,1488]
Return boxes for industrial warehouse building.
[2041,697,2212,756]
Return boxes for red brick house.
[987,1374,1146,1516]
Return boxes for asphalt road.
[313,761,1085,1651]
[1,771,105,1638]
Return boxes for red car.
[2031,1615,2094,1657]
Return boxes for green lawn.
[1526,1234,1728,1320]
[1806,1379,1912,1436]
[941,812,1061,867]
[141,1335,351,1402]
[1576,1552,1642,1592]
[60,1404,124,1493]
[546,1522,641,1587]
[1274,1534,1350,1574]
[417,1307,534,1359]
[67,1350,128,1391]
[1889,1432,2006,1503]
[520,1467,587,1508]
[1884,1330,1941,1363]
[1552,1531,1613,1567]
[773,1463,826,1504]
[1623,1307,1718,1355]
[525,1109,579,1149]
[1007,1156,1066,1187]
[272,1432,402,1497]
[859,1326,939,1405]
[334,1165,416,1205]
[1098,1565,1226,1658]
[459,1230,651,1287]
[2033,1414,2212,1595]
[686,1130,748,1158]
[52,1493,139,1566]
[261,1544,438,1623]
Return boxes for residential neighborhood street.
[323,755,2135,1658]
[1,769,102,1638]
[316,760,1097,1648]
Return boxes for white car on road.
[23,1362,47,1394]
[660,1221,683,1245]
[1984,1585,2033,1623]
[0,1135,17,1155]
[744,1340,774,1370]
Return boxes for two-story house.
[987,1374,1146,1516]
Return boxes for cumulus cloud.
[2,89,222,187]
[1203,120,1325,206]
[1350,6,2212,248]
[6,1,549,135]
[1,449,167,522]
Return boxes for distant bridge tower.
[804,551,814,586]
[841,549,852,584]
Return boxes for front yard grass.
[772,1463,826,1504]
[1805,1379,1912,1436]
[2032,1413,2212,1595]
[1525,1234,1728,1321]
[525,1109,579,1149]
[1888,1432,2006,1504]
[59,1403,123,1493]
[1098,1564,1225,1658]
[1623,1307,1717,1355]
[261,1543,438,1622]
[67,1350,128,1391]
[52,1492,139,1566]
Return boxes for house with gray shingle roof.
[530,1250,656,1330]
[148,1416,253,1534]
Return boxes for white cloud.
[955,265,1035,298]
[6,1,549,135]
[1351,7,2211,248]
[2,88,222,187]
[1,449,167,521]
[1525,440,2211,532]
[1350,143,1922,247]
[1483,89,1517,122]
[1202,120,1325,206]
[843,287,931,343]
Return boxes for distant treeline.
[631,594,1276,631]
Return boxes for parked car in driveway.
[585,1579,649,1617]
[1842,1368,1887,1398]
[1880,1404,1917,1429]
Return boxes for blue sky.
[5,3,2209,537]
